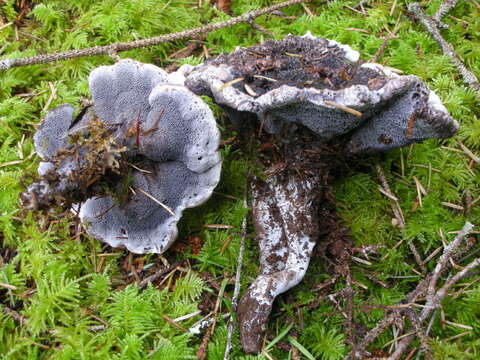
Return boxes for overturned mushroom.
[23,60,221,254]
[184,34,459,353]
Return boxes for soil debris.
[203,35,383,96]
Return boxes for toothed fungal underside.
[24,60,221,254]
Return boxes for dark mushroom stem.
[237,132,339,353]
[184,35,459,353]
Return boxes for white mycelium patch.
[327,39,360,62]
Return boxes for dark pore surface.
[205,35,385,95]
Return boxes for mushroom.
[184,34,459,353]
[23,59,221,254]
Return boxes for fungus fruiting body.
[21,36,459,355]
[185,34,459,353]
[23,60,221,254]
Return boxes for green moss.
[0,0,479,358]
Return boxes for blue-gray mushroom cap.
[32,60,221,254]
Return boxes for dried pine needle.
[323,100,363,117]
[128,163,152,173]
[253,74,277,82]
[138,188,175,216]
[244,83,259,97]
[284,51,302,57]
[218,77,245,90]
[441,202,464,211]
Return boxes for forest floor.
[0,0,479,359]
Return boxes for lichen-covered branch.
[0,0,308,71]
[408,2,480,95]
[391,255,479,359]
[432,0,459,27]
[350,222,476,359]
[426,222,475,302]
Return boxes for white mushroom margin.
[79,60,222,254]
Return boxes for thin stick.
[376,164,405,227]
[351,223,475,358]
[427,222,474,301]
[139,263,178,289]
[405,309,433,360]
[378,164,427,272]
[3,306,28,325]
[162,315,188,332]
[370,34,399,63]
[247,20,274,37]
[198,281,226,360]
[345,273,356,355]
[0,0,309,71]
[224,182,249,360]
[408,3,480,95]
[432,0,459,27]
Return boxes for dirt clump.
[205,35,384,95]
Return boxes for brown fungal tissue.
[184,33,459,353]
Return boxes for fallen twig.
[350,222,476,359]
[405,308,433,360]
[3,306,28,325]
[247,20,274,38]
[139,263,179,289]
[0,0,308,71]
[345,273,356,355]
[432,0,459,28]
[408,2,480,95]
[376,164,427,273]
[369,34,399,63]
[427,222,474,301]
[168,37,205,59]
[376,164,405,227]
[370,21,400,63]
[162,315,188,332]
[197,279,227,360]
[224,182,249,360]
